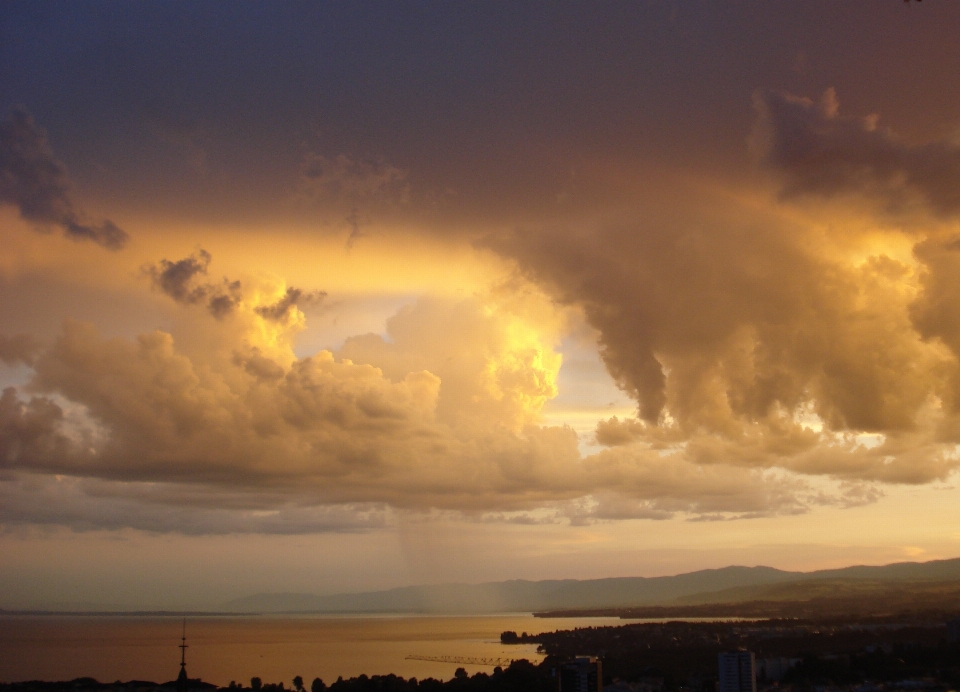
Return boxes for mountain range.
[222,556,960,615]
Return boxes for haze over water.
[0,615,627,685]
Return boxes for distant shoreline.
[0,610,255,618]
[0,610,567,619]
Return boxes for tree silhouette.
[251,678,262,691]
[310,678,325,692]
[293,677,303,692]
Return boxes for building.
[559,656,602,692]
[718,651,756,692]
[947,619,960,643]
[756,657,800,682]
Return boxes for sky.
[4,1,960,610]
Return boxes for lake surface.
[0,614,629,685]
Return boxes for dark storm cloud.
[488,169,957,484]
[0,108,129,249]
[147,248,212,302]
[145,249,242,318]
[753,89,960,413]
[146,250,323,320]
[6,2,959,225]
[754,89,960,215]
[255,287,326,322]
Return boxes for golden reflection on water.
[0,615,627,685]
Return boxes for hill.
[222,556,960,614]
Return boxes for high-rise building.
[718,651,756,692]
[559,656,602,692]
[947,619,960,643]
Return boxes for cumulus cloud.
[0,108,129,249]
[0,387,73,471]
[484,92,960,492]
[751,89,960,418]
[0,272,845,533]
[492,208,949,448]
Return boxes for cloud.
[144,249,243,318]
[491,206,949,441]
[299,153,409,205]
[297,152,411,246]
[0,281,847,533]
[0,387,75,475]
[483,93,960,492]
[752,88,960,217]
[751,90,960,417]
[255,287,327,322]
[10,91,960,534]
[0,108,129,250]
[0,334,41,366]
[145,250,325,323]
[146,248,213,302]
[0,472,386,535]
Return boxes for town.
[3,617,960,692]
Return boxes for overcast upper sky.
[4,1,960,610]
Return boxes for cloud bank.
[0,251,846,533]
[482,90,960,504]
[6,92,960,535]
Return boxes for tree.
[310,678,325,692]
[454,668,467,680]
[251,679,262,691]
[293,677,303,692]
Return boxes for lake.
[0,614,629,685]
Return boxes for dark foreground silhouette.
[0,660,552,692]
[4,616,960,691]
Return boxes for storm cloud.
[5,92,960,535]
[753,89,960,216]
[752,90,960,414]
[0,108,129,250]
[4,3,960,545]
[145,250,323,321]
[255,287,327,322]
[484,92,960,497]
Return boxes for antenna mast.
[180,618,188,669]
[176,619,190,692]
